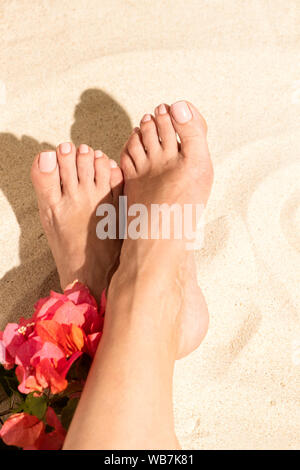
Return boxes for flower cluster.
[0,281,105,450]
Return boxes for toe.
[120,151,137,180]
[154,103,178,154]
[140,114,161,156]
[170,100,213,193]
[56,142,78,194]
[76,144,95,185]
[31,150,61,208]
[94,150,112,195]
[109,162,123,201]
[170,101,209,156]
[126,129,149,174]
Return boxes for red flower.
[0,282,107,450]
[33,407,66,450]
[0,323,26,369]
[0,408,66,450]
[36,320,85,356]
[0,413,44,448]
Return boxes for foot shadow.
[0,89,131,328]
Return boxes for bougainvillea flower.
[15,365,37,394]
[1,323,26,360]
[0,413,44,448]
[64,281,98,308]
[33,296,65,323]
[14,337,81,394]
[0,409,66,450]
[0,331,14,369]
[29,349,82,395]
[85,332,102,358]
[30,340,66,367]
[0,281,106,450]
[52,301,101,335]
[15,337,42,368]
[34,407,66,450]
[24,407,66,450]
[34,358,68,395]
[1,321,39,370]
[36,320,85,356]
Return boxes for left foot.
[31,143,123,300]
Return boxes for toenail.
[79,144,89,154]
[109,160,118,168]
[141,114,151,123]
[39,151,57,173]
[95,150,103,158]
[171,101,192,124]
[158,104,167,115]
[59,142,71,155]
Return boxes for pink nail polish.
[141,114,151,123]
[171,101,192,124]
[95,150,103,158]
[158,104,167,115]
[39,151,57,173]
[110,160,118,168]
[59,142,71,155]
[79,144,89,154]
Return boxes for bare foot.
[31,142,123,301]
[115,101,213,358]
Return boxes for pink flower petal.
[33,297,65,322]
[31,341,65,367]
[52,301,99,334]
[15,337,42,368]
[2,323,26,358]
[64,281,97,308]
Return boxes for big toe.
[170,100,213,191]
[31,150,61,208]
[170,101,207,154]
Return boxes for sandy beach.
[0,0,299,449]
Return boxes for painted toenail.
[171,101,192,124]
[39,151,57,173]
[59,142,71,155]
[141,114,151,123]
[79,144,89,154]
[95,150,103,158]
[109,160,118,168]
[158,104,167,115]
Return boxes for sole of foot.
[31,142,123,301]
[116,101,213,359]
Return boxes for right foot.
[31,143,123,301]
[112,101,213,358]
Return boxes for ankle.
[105,269,181,357]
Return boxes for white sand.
[0,0,299,449]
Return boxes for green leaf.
[24,393,48,421]
[61,398,79,430]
